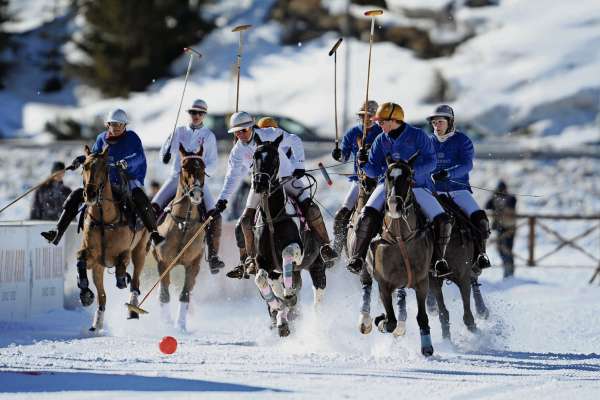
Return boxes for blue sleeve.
[91,134,104,153]
[364,136,386,179]
[341,128,355,161]
[413,131,437,182]
[126,134,147,184]
[447,135,474,179]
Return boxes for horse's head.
[82,145,109,206]
[252,134,283,194]
[178,143,205,205]
[384,151,419,219]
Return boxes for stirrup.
[433,259,452,278]
[226,264,246,279]
[346,257,363,274]
[320,244,339,263]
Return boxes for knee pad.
[282,243,302,265]
[234,222,245,249]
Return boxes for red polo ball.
[159,336,177,354]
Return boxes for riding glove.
[214,199,227,213]
[116,159,128,170]
[357,148,369,166]
[331,147,342,162]
[432,169,449,182]
[292,168,306,178]
[68,155,86,170]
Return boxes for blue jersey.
[364,123,436,190]
[341,124,382,181]
[92,130,147,187]
[431,131,473,192]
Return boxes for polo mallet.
[232,24,252,112]
[125,215,214,315]
[328,37,343,151]
[0,167,73,215]
[318,162,333,186]
[162,47,202,163]
[360,9,383,147]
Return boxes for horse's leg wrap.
[396,288,407,321]
[471,277,489,319]
[177,301,189,331]
[420,329,434,357]
[282,243,302,295]
[255,269,281,310]
[91,308,104,331]
[77,257,88,289]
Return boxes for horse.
[77,145,150,331]
[251,134,327,337]
[153,144,207,331]
[424,194,490,339]
[359,154,435,356]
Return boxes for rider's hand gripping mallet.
[360,9,383,148]
[232,24,252,112]
[328,37,343,151]
[162,47,202,164]
[125,215,214,315]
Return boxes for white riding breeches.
[152,175,215,210]
[441,190,481,217]
[365,182,445,222]
[245,177,311,209]
[342,181,359,210]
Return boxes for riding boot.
[226,221,249,279]
[131,187,164,247]
[332,207,352,255]
[41,188,84,245]
[471,210,491,270]
[300,199,338,262]
[205,213,225,274]
[432,213,452,277]
[347,207,382,274]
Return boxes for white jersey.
[160,125,218,178]
[218,127,305,202]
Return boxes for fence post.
[528,216,536,266]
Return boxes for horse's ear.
[385,154,394,166]
[407,150,420,166]
[273,134,284,147]
[179,143,187,158]
[84,145,91,156]
[255,134,263,146]
[100,144,109,157]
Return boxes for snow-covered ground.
[1,264,599,399]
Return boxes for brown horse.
[153,144,207,331]
[363,154,435,356]
[77,145,149,331]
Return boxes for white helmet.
[188,99,207,113]
[105,108,128,124]
[228,111,254,133]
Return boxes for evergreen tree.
[69,0,213,97]
[0,0,12,89]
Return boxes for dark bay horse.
[78,145,149,331]
[251,134,327,337]
[153,144,207,331]
[361,154,435,356]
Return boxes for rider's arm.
[446,135,474,179]
[278,129,305,170]
[91,132,106,153]
[218,143,250,202]
[202,131,218,177]
[124,133,148,184]
[340,127,356,162]
[159,129,179,164]
[363,135,385,179]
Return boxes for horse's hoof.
[421,345,434,357]
[392,321,406,337]
[116,275,127,289]
[358,312,373,335]
[80,288,95,307]
[278,322,290,337]
[374,314,386,333]
[467,325,479,333]
[477,308,490,320]
[89,326,96,332]
[385,320,397,333]
[128,312,139,320]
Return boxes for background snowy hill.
[0,0,598,149]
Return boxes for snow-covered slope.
[1,0,598,147]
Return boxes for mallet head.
[232,24,252,32]
[328,37,343,56]
[364,9,384,17]
[183,47,202,57]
